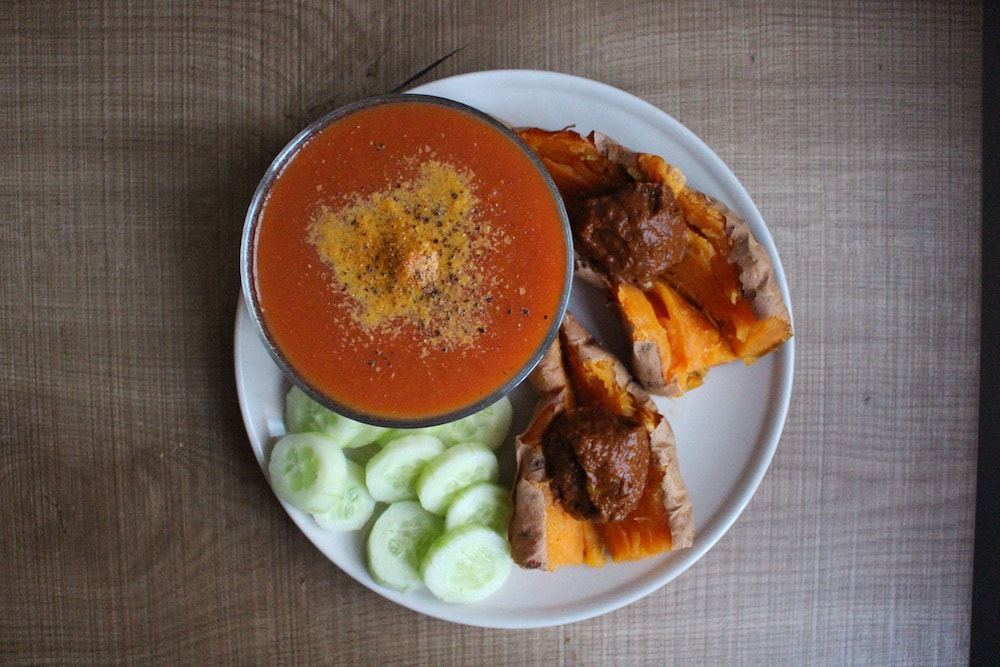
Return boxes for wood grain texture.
[1,0,980,663]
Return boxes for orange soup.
[243,96,571,425]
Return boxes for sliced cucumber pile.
[267,432,349,514]
[313,460,376,532]
[416,443,499,515]
[367,501,443,592]
[373,396,513,450]
[445,482,512,535]
[366,435,445,503]
[421,524,512,604]
[284,386,387,449]
[266,387,514,604]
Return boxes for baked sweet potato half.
[509,313,694,571]
[517,127,792,396]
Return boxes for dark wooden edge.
[973,5,999,665]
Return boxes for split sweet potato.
[509,313,695,571]
[517,127,792,396]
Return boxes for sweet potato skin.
[508,314,694,571]
[614,283,677,396]
[509,337,567,569]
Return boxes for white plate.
[234,70,795,629]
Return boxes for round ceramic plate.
[234,70,795,629]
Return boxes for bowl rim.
[239,93,573,428]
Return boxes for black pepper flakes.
[307,158,511,356]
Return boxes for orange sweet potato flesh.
[662,188,789,361]
[648,281,736,388]
[541,484,607,570]
[613,283,674,393]
[516,127,632,198]
[517,127,792,395]
[509,314,694,571]
[615,282,737,395]
[597,464,673,561]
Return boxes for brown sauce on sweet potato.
[543,405,650,523]
[572,182,686,287]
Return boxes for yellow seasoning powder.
[307,159,505,353]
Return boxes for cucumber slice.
[431,396,514,449]
[284,385,386,448]
[444,482,512,535]
[365,435,446,503]
[372,396,513,450]
[367,501,444,592]
[416,443,500,515]
[312,460,376,532]
[268,432,348,513]
[373,425,435,448]
[420,523,512,603]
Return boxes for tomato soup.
[242,95,571,426]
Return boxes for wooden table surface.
[2,2,982,664]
